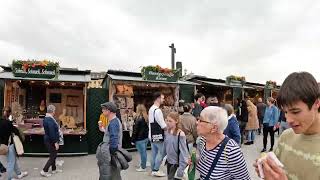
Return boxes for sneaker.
[136,167,146,172]
[244,141,252,145]
[261,148,266,153]
[56,160,64,167]
[52,169,63,174]
[151,170,166,177]
[17,171,28,179]
[40,170,52,177]
[0,166,6,173]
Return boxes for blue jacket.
[223,115,241,145]
[43,116,59,144]
[263,105,279,127]
[108,117,120,153]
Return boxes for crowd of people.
[1,71,319,180]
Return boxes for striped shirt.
[196,137,250,180]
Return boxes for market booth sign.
[12,60,59,79]
[226,75,246,86]
[141,65,179,82]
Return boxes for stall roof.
[186,75,271,89]
[104,70,198,85]
[195,80,230,87]
[0,66,91,82]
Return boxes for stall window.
[49,93,62,103]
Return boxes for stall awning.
[196,80,230,87]
[108,74,198,85]
[0,71,91,82]
[196,79,254,89]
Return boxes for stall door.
[86,88,108,154]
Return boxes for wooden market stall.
[186,75,233,105]
[244,82,265,104]
[0,60,91,155]
[102,69,196,150]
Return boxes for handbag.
[58,129,64,146]
[12,133,24,155]
[174,131,189,180]
[150,109,165,142]
[0,144,8,155]
[0,136,11,155]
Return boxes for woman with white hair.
[196,106,250,180]
[41,105,62,177]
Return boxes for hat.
[101,102,117,113]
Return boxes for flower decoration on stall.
[141,65,179,75]
[12,59,59,71]
[11,59,60,79]
[266,80,277,88]
[226,75,246,86]
[141,65,180,82]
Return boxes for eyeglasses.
[197,118,211,124]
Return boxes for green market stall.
[0,60,91,155]
[102,68,196,150]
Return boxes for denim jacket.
[263,105,279,127]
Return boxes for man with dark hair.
[254,72,320,180]
[148,92,167,177]
[256,98,267,135]
[207,96,220,106]
[192,93,204,119]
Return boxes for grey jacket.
[96,118,123,180]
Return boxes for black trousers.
[167,163,179,180]
[43,142,57,172]
[239,121,247,144]
[263,124,275,149]
[0,160,6,173]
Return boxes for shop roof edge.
[103,70,198,85]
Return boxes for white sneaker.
[40,170,52,177]
[17,171,28,179]
[136,167,146,172]
[151,170,166,177]
[56,160,64,167]
[52,169,63,174]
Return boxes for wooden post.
[84,83,87,130]
[3,80,7,107]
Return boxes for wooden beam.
[84,84,87,130]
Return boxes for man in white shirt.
[148,92,167,177]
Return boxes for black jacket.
[131,116,149,142]
[236,100,248,123]
[0,119,21,145]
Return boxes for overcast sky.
[0,0,319,84]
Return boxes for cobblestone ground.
[0,133,279,180]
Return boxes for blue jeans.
[247,130,256,142]
[135,138,148,169]
[7,144,22,180]
[151,142,164,171]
